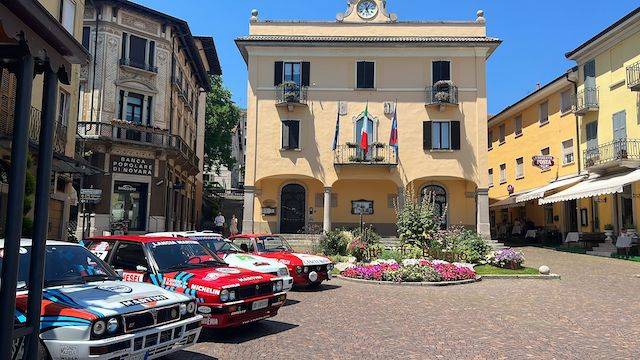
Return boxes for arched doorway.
[421,184,447,228]
[280,184,306,233]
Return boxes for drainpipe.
[566,70,582,235]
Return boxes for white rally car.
[146,231,294,291]
[5,240,202,360]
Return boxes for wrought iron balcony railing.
[573,87,599,114]
[627,61,640,91]
[77,121,199,170]
[119,58,158,73]
[334,144,398,166]
[426,83,459,107]
[584,138,640,168]
[275,83,308,106]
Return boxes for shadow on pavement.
[198,320,299,344]
[283,298,301,307]
[292,284,341,293]
[163,350,218,360]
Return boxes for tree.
[204,75,241,172]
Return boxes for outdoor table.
[525,230,537,239]
[565,232,579,243]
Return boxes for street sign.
[80,189,102,204]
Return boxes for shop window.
[111,182,148,232]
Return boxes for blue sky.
[135,0,637,114]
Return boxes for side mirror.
[115,269,124,277]
[136,265,148,272]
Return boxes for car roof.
[0,239,80,248]
[230,234,280,239]
[146,231,223,238]
[90,235,185,244]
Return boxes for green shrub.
[383,265,442,282]
[320,229,350,256]
[351,225,381,245]
[22,217,33,238]
[380,249,405,263]
[429,226,490,263]
[403,243,425,259]
[395,186,443,250]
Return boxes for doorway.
[111,181,148,232]
[565,200,578,232]
[280,184,306,234]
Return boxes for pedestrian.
[214,212,225,235]
[230,214,239,236]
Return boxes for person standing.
[214,212,226,235]
[230,214,239,236]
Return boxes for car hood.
[218,253,286,273]
[37,281,188,319]
[259,252,332,267]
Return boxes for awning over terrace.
[539,169,640,205]
[489,195,527,209]
[515,175,585,203]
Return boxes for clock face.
[357,0,378,19]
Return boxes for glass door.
[111,182,148,232]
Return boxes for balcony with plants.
[425,80,459,111]
[334,143,398,167]
[275,81,308,109]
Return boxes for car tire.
[38,340,51,360]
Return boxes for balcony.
[627,61,640,91]
[425,81,459,111]
[77,121,199,172]
[584,138,640,172]
[573,87,599,115]
[275,82,308,110]
[334,143,398,167]
[119,58,158,74]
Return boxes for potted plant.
[371,142,385,149]
[604,224,614,242]
[373,155,385,162]
[281,81,299,102]
[624,220,636,236]
[433,80,453,103]
[346,142,359,149]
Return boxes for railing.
[584,138,640,168]
[275,83,308,105]
[627,61,640,91]
[119,58,158,73]
[573,87,599,114]
[334,144,398,166]
[77,121,199,170]
[426,84,459,106]
[0,100,68,155]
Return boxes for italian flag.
[360,103,370,155]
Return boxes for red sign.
[532,155,555,171]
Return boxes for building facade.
[237,0,500,237]
[77,0,220,236]
[0,0,90,240]
[204,109,246,191]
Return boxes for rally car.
[4,240,202,360]
[146,231,294,291]
[229,234,334,287]
[85,236,287,328]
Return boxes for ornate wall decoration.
[120,12,160,36]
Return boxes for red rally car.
[85,236,287,328]
[229,234,334,287]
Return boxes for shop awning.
[539,169,640,205]
[489,195,527,209]
[515,175,585,203]
[52,154,103,176]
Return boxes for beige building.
[236,0,500,236]
[77,0,220,236]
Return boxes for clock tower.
[337,0,398,23]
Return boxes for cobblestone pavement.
[165,247,640,359]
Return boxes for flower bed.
[487,248,525,269]
[340,259,476,283]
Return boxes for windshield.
[191,236,243,254]
[147,240,226,272]
[0,245,118,289]
[256,236,293,252]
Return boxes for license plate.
[251,299,269,310]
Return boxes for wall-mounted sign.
[111,156,154,176]
[532,155,555,171]
[262,207,277,216]
[351,199,374,215]
[80,189,102,204]
[116,184,138,193]
[507,185,515,194]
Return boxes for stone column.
[242,186,256,233]
[476,188,491,239]
[323,187,332,233]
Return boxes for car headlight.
[327,263,334,271]
[275,280,283,292]
[303,266,309,273]
[295,266,302,274]
[92,320,106,336]
[187,301,196,313]
[278,267,289,276]
[106,318,119,334]
[220,289,229,302]
[179,303,187,316]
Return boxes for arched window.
[421,185,447,227]
[354,116,376,143]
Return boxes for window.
[281,120,300,150]
[421,185,447,227]
[514,115,522,136]
[488,129,493,149]
[125,93,144,124]
[82,26,91,51]
[58,90,69,126]
[612,111,627,141]
[515,157,524,179]
[488,168,494,187]
[498,124,505,144]
[584,59,596,87]
[232,238,255,252]
[539,101,549,124]
[432,121,451,150]
[586,122,598,150]
[432,60,451,84]
[499,164,506,184]
[111,242,147,271]
[544,206,554,224]
[60,0,76,34]
[562,139,574,165]
[541,147,550,156]
[560,90,572,114]
[274,61,310,87]
[284,62,301,85]
[121,33,155,71]
[356,61,375,89]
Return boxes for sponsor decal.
[296,254,330,266]
[121,295,169,307]
[204,272,229,281]
[19,247,27,254]
[122,272,145,282]
[235,254,256,261]
[189,284,220,295]
[238,275,264,282]
[216,268,241,274]
[163,277,187,289]
[98,285,133,293]
[277,259,291,265]
[151,240,198,247]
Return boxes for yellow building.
[236,1,500,236]
[488,70,582,240]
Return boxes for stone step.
[587,250,615,257]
